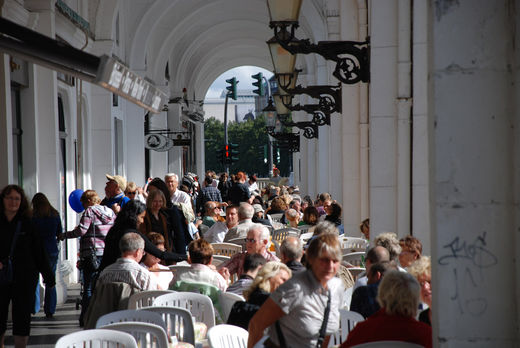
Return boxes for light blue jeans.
[34,252,58,315]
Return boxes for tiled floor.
[4,283,82,348]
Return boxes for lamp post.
[264,97,277,176]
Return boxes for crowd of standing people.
[0,168,433,348]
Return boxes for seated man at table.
[174,238,228,291]
[218,224,279,278]
[224,202,256,242]
[96,232,158,291]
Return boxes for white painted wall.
[430,0,519,346]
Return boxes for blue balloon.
[68,189,84,213]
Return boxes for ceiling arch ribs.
[148,0,268,83]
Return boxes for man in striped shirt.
[97,232,158,291]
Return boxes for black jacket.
[0,213,55,287]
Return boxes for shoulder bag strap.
[316,289,332,348]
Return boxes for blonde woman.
[249,234,344,348]
[227,261,291,330]
[407,256,432,325]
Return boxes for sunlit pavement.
[4,283,81,348]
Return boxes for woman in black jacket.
[0,185,54,348]
[99,200,186,273]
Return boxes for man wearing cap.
[224,203,256,242]
[102,174,131,214]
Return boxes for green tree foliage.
[204,115,291,177]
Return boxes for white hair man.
[96,232,157,291]
[224,203,256,242]
[218,224,279,278]
[280,236,305,273]
[165,173,191,205]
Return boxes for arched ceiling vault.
[118,0,328,97]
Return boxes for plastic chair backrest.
[328,309,365,347]
[218,292,245,322]
[100,322,169,348]
[343,287,354,310]
[299,232,314,243]
[95,309,167,332]
[272,228,299,243]
[207,324,249,348]
[211,243,243,257]
[350,341,424,348]
[127,290,175,309]
[347,267,366,280]
[342,252,366,267]
[55,328,138,348]
[212,255,231,267]
[269,213,284,223]
[297,225,310,234]
[153,291,216,328]
[341,237,369,253]
[140,306,195,345]
[227,238,246,252]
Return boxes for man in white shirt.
[97,232,157,291]
[204,205,239,243]
[224,203,256,242]
[165,173,191,205]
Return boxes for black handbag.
[0,222,22,285]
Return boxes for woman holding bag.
[59,189,115,327]
[248,233,344,348]
[0,185,55,348]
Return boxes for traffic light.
[216,148,224,165]
[229,143,239,163]
[251,72,265,96]
[224,144,231,164]
[226,77,238,100]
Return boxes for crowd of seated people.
[39,170,435,348]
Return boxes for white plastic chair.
[299,231,314,244]
[272,227,299,244]
[140,306,196,345]
[227,237,246,252]
[207,324,248,348]
[328,309,364,347]
[211,242,243,257]
[212,254,231,267]
[127,290,175,309]
[268,213,284,223]
[343,287,354,310]
[55,328,138,348]
[219,292,245,322]
[297,225,310,234]
[341,237,369,253]
[153,292,216,328]
[347,267,366,280]
[101,322,169,348]
[95,309,167,332]
[342,252,366,267]
[351,341,424,347]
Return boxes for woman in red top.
[342,270,432,348]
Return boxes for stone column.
[430,0,519,346]
[369,0,398,237]
[0,54,13,185]
[167,103,183,176]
